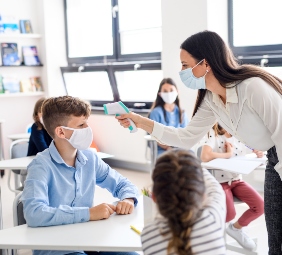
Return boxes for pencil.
[130,225,141,235]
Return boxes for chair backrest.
[10,139,29,174]
[13,192,26,226]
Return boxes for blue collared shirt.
[21,141,139,255]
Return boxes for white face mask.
[159,91,178,104]
[39,117,44,125]
[61,126,93,150]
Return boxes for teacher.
[116,30,282,255]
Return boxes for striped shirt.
[141,169,226,255]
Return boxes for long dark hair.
[152,149,205,255]
[180,31,282,117]
[33,97,46,130]
[149,78,184,124]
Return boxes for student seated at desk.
[27,97,52,156]
[148,78,189,155]
[141,149,226,255]
[21,96,139,255]
[201,123,264,252]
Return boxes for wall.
[0,0,229,169]
[0,0,45,158]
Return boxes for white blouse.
[151,77,282,178]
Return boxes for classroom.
[0,0,281,255]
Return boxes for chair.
[8,139,29,194]
[144,135,158,173]
[12,192,26,255]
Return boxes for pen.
[130,225,141,235]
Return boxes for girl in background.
[141,149,226,255]
[201,123,264,251]
[149,78,188,155]
[27,97,52,156]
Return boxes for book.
[20,79,32,92]
[1,43,21,66]
[2,15,19,34]
[22,46,41,66]
[201,158,262,175]
[19,20,33,34]
[30,77,43,91]
[2,76,20,93]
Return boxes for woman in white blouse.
[116,30,282,255]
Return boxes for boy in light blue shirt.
[21,96,139,255]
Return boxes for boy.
[21,96,139,255]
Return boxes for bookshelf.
[0,34,42,39]
[0,91,44,98]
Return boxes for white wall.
[0,0,229,167]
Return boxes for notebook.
[202,158,263,175]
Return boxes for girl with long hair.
[148,78,188,155]
[116,30,282,254]
[141,149,226,255]
[201,123,264,251]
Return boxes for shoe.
[226,223,257,251]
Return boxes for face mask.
[179,59,208,90]
[61,126,93,150]
[159,91,178,104]
[39,117,44,125]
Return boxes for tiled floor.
[0,168,269,255]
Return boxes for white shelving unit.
[0,33,42,39]
[0,91,44,97]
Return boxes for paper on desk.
[232,153,267,165]
[202,158,262,175]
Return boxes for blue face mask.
[179,59,208,90]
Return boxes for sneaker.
[226,223,257,251]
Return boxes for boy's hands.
[89,203,116,221]
[116,198,134,215]
[253,149,264,158]
[89,198,135,220]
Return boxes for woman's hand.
[115,112,155,134]
[253,149,264,158]
[115,112,142,128]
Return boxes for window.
[228,0,282,66]
[61,61,162,110]
[63,0,162,111]
[64,0,162,64]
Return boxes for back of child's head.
[152,149,205,255]
[42,96,91,138]
[33,97,46,130]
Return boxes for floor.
[0,168,269,255]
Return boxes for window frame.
[60,60,162,111]
[64,0,161,65]
[228,0,282,66]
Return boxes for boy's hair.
[33,97,45,130]
[152,149,205,255]
[41,96,91,138]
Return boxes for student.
[201,123,264,251]
[141,149,226,255]
[148,78,189,155]
[21,96,139,255]
[27,97,52,156]
[116,30,282,254]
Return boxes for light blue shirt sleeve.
[181,111,189,128]
[21,159,90,227]
[149,108,162,123]
[94,154,139,205]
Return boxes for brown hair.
[33,97,45,130]
[212,123,225,137]
[41,96,91,138]
[149,78,184,124]
[152,149,205,255]
[179,31,282,117]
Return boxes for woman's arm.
[116,99,217,150]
